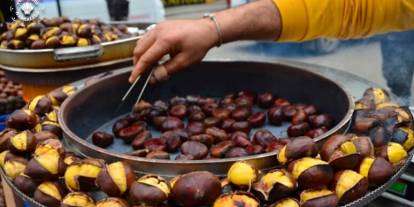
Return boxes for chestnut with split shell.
[129,175,170,205]
[359,157,393,186]
[0,150,28,179]
[320,134,361,170]
[13,173,38,197]
[278,136,317,165]
[252,169,296,203]
[391,127,414,151]
[227,161,258,189]
[213,191,260,207]
[7,109,38,131]
[7,130,36,155]
[64,158,103,192]
[96,197,130,207]
[269,198,299,207]
[96,161,136,196]
[61,192,95,207]
[375,142,408,167]
[33,181,66,207]
[288,157,333,189]
[299,189,338,207]
[331,170,369,204]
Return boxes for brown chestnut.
[210,141,234,158]
[38,121,62,138]
[92,131,114,148]
[96,161,136,196]
[112,118,130,137]
[7,39,25,49]
[7,130,36,154]
[160,117,184,132]
[291,108,307,125]
[146,151,170,159]
[231,121,251,133]
[248,112,266,128]
[277,136,317,165]
[129,175,170,205]
[320,134,361,170]
[287,122,310,137]
[391,127,414,151]
[131,130,152,150]
[13,173,38,197]
[231,107,252,121]
[188,111,206,122]
[288,157,333,189]
[33,181,66,207]
[299,189,338,207]
[232,131,252,148]
[213,192,260,207]
[77,24,93,37]
[160,130,182,152]
[170,96,187,105]
[225,147,249,158]
[246,144,265,155]
[144,138,167,152]
[257,92,274,108]
[309,114,333,129]
[268,106,284,126]
[375,142,408,166]
[189,134,214,146]
[45,36,60,48]
[7,109,38,131]
[363,87,390,105]
[206,127,229,142]
[204,117,221,128]
[64,158,104,191]
[212,108,231,120]
[221,119,236,132]
[0,129,16,151]
[180,141,208,160]
[253,129,277,147]
[30,39,46,49]
[171,171,221,207]
[252,169,296,203]
[0,151,28,179]
[331,170,369,204]
[359,157,393,186]
[118,122,146,143]
[186,121,205,136]
[351,135,374,157]
[305,127,327,138]
[96,197,129,207]
[48,85,76,106]
[169,104,187,119]
[202,102,219,116]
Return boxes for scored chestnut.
[96,161,136,196]
[118,122,146,143]
[64,158,104,192]
[248,112,266,128]
[359,157,393,186]
[129,175,170,206]
[48,85,76,106]
[253,129,277,147]
[278,136,318,165]
[269,198,299,207]
[13,173,38,197]
[171,171,221,207]
[299,189,338,207]
[7,109,38,131]
[132,130,152,150]
[27,95,52,115]
[213,192,260,207]
[211,141,234,158]
[391,127,414,151]
[257,92,274,108]
[0,151,28,179]
[351,135,374,158]
[375,142,408,166]
[92,131,114,148]
[331,170,369,204]
[33,181,67,207]
[288,157,333,189]
[320,134,361,170]
[61,192,95,207]
[180,141,208,160]
[96,197,130,207]
[252,169,296,203]
[7,130,36,155]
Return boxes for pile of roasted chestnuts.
[92,91,334,160]
[0,86,412,207]
[0,70,25,115]
[0,17,132,49]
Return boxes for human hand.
[130,19,219,83]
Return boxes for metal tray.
[58,61,354,178]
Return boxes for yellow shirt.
[274,0,414,41]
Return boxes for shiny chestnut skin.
[169,104,187,119]
[186,121,205,136]
[188,111,206,122]
[247,144,265,155]
[225,147,249,158]
[144,138,167,152]
[92,131,114,148]
[232,132,252,148]
[202,102,219,116]
[33,181,67,207]
[112,118,129,137]
[231,107,252,121]
[95,161,136,197]
[206,127,229,142]
[211,141,234,158]
[248,112,266,128]
[146,151,170,159]
[221,119,236,132]
[253,129,277,147]
[160,130,182,152]
[231,121,251,133]
[7,109,38,131]
[273,98,291,107]
[235,96,254,108]
[212,108,231,120]
[369,126,391,147]
[305,127,327,138]
[292,108,307,125]
[282,105,297,121]
[278,136,318,165]
[171,171,221,207]
[189,133,214,146]
[257,92,274,108]
[160,117,184,132]
[287,122,310,137]
[204,117,221,128]
[266,141,284,152]
[131,130,152,150]
[13,174,38,197]
[180,141,208,159]
[129,175,170,205]
[268,106,284,126]
[118,123,146,143]
[309,114,333,129]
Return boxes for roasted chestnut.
[61,192,95,207]
[231,121,251,133]
[96,197,130,207]
[144,138,167,152]
[288,157,333,189]
[351,135,374,157]
[375,142,408,166]
[257,92,274,108]
[252,169,296,203]
[7,109,38,130]
[92,131,114,148]
[331,170,369,204]
[232,131,252,148]
[278,136,317,165]
[24,139,66,181]
[180,141,208,159]
[160,130,182,152]
[211,141,234,158]
[64,158,104,191]
[0,129,16,151]
[48,85,76,106]
[391,127,414,151]
[305,127,327,138]
[171,171,221,207]
[160,117,184,132]
[299,189,338,207]
[77,24,93,37]
[189,134,214,146]
[146,151,170,159]
[206,127,229,142]
[269,198,299,207]
[186,121,205,136]
[112,118,130,137]
[33,181,66,207]
[287,122,310,137]
[7,130,36,154]
[212,108,231,120]
[352,110,380,134]
[13,173,38,197]
[221,119,236,132]
[45,36,60,48]
[39,121,63,138]
[7,39,25,49]
[60,34,77,47]
[363,87,390,105]
[27,22,45,34]
[253,129,277,147]
[188,111,206,122]
[0,150,28,179]
[169,104,187,119]
[232,107,252,121]
[225,147,249,158]
[118,122,146,143]
[96,161,136,196]
[213,192,260,207]
[309,114,333,129]
[204,117,222,128]
[248,112,266,128]
[369,126,391,147]
[129,175,170,205]
[292,108,307,125]
[359,157,393,186]
[320,134,361,170]
[246,144,265,155]
[227,162,258,188]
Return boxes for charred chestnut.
[92,131,114,148]
[33,181,66,207]
[391,127,414,151]
[171,171,221,207]
[332,170,369,204]
[96,161,136,196]
[180,141,208,159]
[278,136,317,165]
[129,175,170,205]
[288,157,333,189]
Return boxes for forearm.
[213,0,282,43]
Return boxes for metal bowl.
[59,61,354,177]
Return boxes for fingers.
[132,31,156,65]
[129,40,170,83]
[150,53,190,83]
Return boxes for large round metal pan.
[59,61,355,177]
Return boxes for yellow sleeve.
[273,0,414,42]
